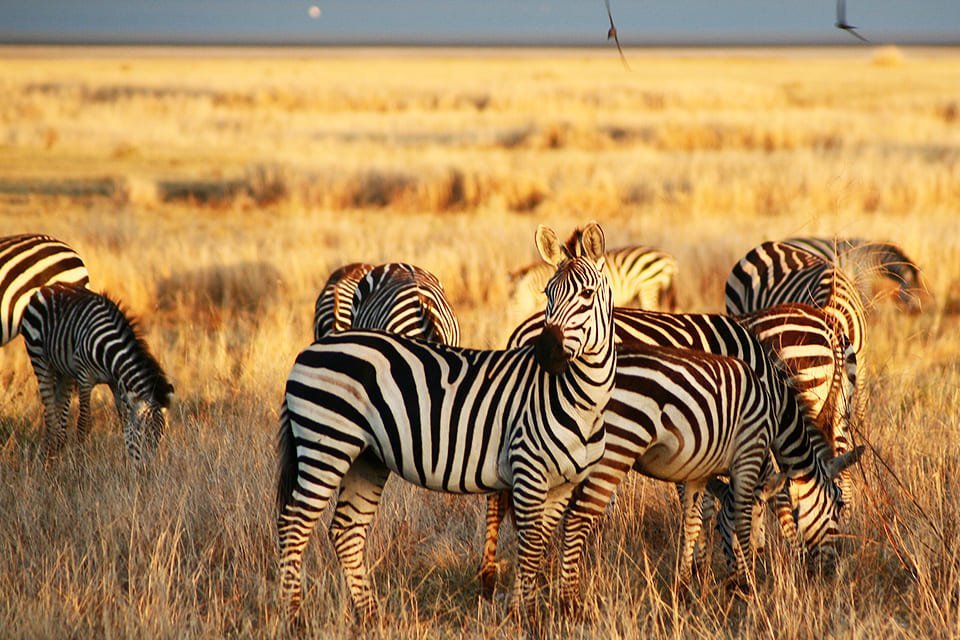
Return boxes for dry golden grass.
[1,46,959,638]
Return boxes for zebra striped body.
[350,263,460,346]
[735,303,857,456]
[480,306,859,605]
[277,223,616,621]
[724,241,866,367]
[0,233,89,347]
[509,242,677,324]
[20,283,173,466]
[313,262,374,339]
[588,345,779,587]
[785,237,925,313]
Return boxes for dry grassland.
[0,46,959,638]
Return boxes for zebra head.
[118,379,174,467]
[533,222,613,375]
[790,444,864,567]
[879,245,926,314]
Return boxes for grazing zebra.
[785,237,925,313]
[20,283,174,466]
[0,233,89,347]
[579,344,787,589]
[478,305,860,603]
[508,235,677,324]
[277,223,616,621]
[313,262,374,340]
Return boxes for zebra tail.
[277,399,299,517]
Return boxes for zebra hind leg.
[276,411,358,621]
[478,490,510,600]
[36,366,72,460]
[328,451,390,623]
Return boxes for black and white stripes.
[21,283,173,466]
[277,223,616,620]
[0,234,89,347]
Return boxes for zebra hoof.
[478,567,497,600]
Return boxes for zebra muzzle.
[535,324,569,374]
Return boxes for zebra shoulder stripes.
[0,233,89,347]
[277,223,616,621]
[20,283,174,466]
[313,262,374,340]
[785,236,926,313]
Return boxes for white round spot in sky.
[308,5,321,19]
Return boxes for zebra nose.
[535,324,568,374]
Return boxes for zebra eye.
[580,288,595,300]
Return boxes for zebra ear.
[825,445,865,480]
[536,225,570,266]
[579,222,606,268]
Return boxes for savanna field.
[1,45,959,638]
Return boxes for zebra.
[314,262,460,346]
[313,262,374,340]
[784,237,926,313]
[349,262,460,346]
[0,233,89,347]
[277,223,617,621]
[478,304,861,604]
[20,283,174,466]
[581,344,788,589]
[508,235,677,325]
[735,303,857,459]
[725,240,867,417]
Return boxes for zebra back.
[785,236,925,313]
[724,240,867,361]
[351,263,460,347]
[313,262,374,340]
[0,233,89,346]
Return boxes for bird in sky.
[836,0,870,43]
[604,0,630,69]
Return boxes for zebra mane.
[100,291,174,409]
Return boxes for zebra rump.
[0,233,89,346]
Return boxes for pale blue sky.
[1,1,958,45]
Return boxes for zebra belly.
[632,444,733,483]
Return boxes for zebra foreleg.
[478,490,510,599]
[329,451,390,623]
[512,482,575,622]
[678,480,707,590]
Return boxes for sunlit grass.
[0,46,958,638]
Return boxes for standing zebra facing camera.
[0,233,89,347]
[21,283,174,467]
[277,223,616,622]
